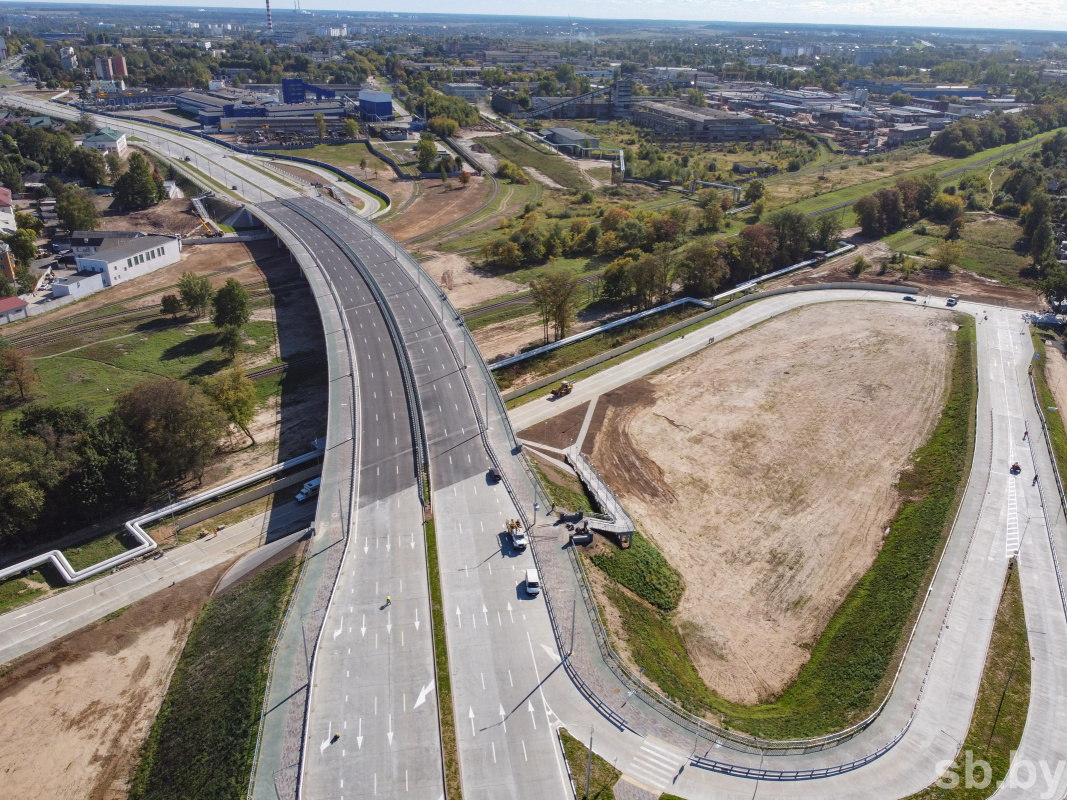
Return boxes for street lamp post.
[533,501,540,529]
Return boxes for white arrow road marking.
[411,530,416,549]
[414,609,420,631]
[388,714,394,745]
[469,706,476,736]
[364,538,369,554]
[333,617,343,639]
[541,643,561,663]
[387,611,392,635]
[527,700,537,729]
[361,614,366,637]
[482,604,489,625]
[386,537,391,553]
[456,606,462,628]
[320,722,332,753]
[414,682,434,709]
[507,602,514,623]
[499,704,507,733]
[357,718,363,750]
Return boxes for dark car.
[488,466,502,483]
[903,295,917,302]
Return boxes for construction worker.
[386,595,391,606]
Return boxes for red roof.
[0,187,11,208]
[0,296,28,314]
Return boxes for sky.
[20,0,1067,32]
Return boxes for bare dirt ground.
[524,167,566,190]
[380,176,492,242]
[473,312,543,362]
[1042,339,1067,428]
[0,562,230,800]
[95,198,204,237]
[419,251,517,309]
[583,302,956,704]
[768,239,1042,310]
[518,400,589,449]
[572,158,615,187]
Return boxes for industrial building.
[175,89,345,126]
[544,127,599,153]
[52,272,105,299]
[494,79,633,121]
[630,102,775,142]
[358,89,394,121]
[69,230,145,258]
[281,77,337,104]
[886,124,931,145]
[75,235,182,288]
[442,83,489,102]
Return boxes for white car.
[511,528,528,551]
[525,569,540,596]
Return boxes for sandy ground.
[0,563,230,800]
[475,311,544,362]
[1043,340,1067,432]
[456,134,500,174]
[380,176,492,243]
[419,251,518,309]
[582,302,956,704]
[524,167,566,191]
[96,198,204,237]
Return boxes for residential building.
[0,240,15,279]
[75,235,181,287]
[442,83,489,102]
[110,55,127,77]
[0,38,8,62]
[60,47,77,71]
[0,187,15,235]
[81,127,128,155]
[94,56,113,80]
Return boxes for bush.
[995,201,1022,217]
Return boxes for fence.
[172,464,321,531]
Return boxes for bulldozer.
[551,380,574,398]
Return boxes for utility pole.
[585,726,594,799]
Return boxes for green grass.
[883,227,941,254]
[493,305,701,392]
[263,142,390,175]
[129,557,299,800]
[62,528,140,571]
[425,519,461,800]
[1031,330,1067,479]
[479,135,591,190]
[0,574,47,613]
[957,241,1032,286]
[435,181,544,251]
[590,532,683,612]
[559,728,621,800]
[597,316,978,736]
[905,564,1030,799]
[532,460,598,514]
[18,321,276,418]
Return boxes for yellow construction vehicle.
[551,380,573,398]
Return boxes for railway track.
[400,173,502,247]
[462,273,601,321]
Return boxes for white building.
[52,271,105,299]
[75,235,182,287]
[81,127,128,155]
[0,187,15,235]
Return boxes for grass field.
[14,320,278,419]
[559,728,621,800]
[129,556,299,800]
[883,216,1032,286]
[596,316,978,736]
[0,574,46,614]
[589,532,683,612]
[532,460,598,515]
[479,135,591,190]
[62,528,140,571]
[264,141,392,177]
[905,564,1030,799]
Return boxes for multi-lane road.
[3,87,1067,800]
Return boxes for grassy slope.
[590,532,683,612]
[599,316,977,737]
[905,564,1030,799]
[425,520,461,800]
[478,134,591,190]
[129,557,299,800]
[559,728,621,800]
[1030,330,1067,479]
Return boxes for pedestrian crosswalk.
[624,737,687,791]
[1006,475,1019,558]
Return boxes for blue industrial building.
[281,78,337,104]
[358,89,394,121]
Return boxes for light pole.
[533,501,540,529]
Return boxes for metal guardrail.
[1028,368,1067,620]
[281,197,430,508]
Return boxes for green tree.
[314,112,327,143]
[343,118,360,138]
[529,269,580,342]
[416,138,437,173]
[1030,215,1057,271]
[207,369,258,444]
[5,228,37,268]
[215,324,243,360]
[211,278,250,329]
[177,271,214,318]
[15,210,43,235]
[359,157,367,174]
[932,239,965,270]
[701,201,724,231]
[114,152,162,210]
[67,147,108,187]
[888,91,912,106]
[427,115,458,138]
[679,237,728,296]
[160,293,183,317]
[743,180,765,203]
[104,151,124,179]
[766,208,813,266]
[55,186,99,233]
[113,378,226,487]
[1039,267,1067,309]
[813,213,843,250]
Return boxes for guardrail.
[1028,368,1067,621]
[0,450,321,586]
[281,198,430,508]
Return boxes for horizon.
[7,1,1067,35]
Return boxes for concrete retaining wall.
[502,282,918,402]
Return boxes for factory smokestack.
[265,0,274,32]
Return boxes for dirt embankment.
[419,251,518,310]
[0,563,230,800]
[585,302,956,704]
[380,176,492,243]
